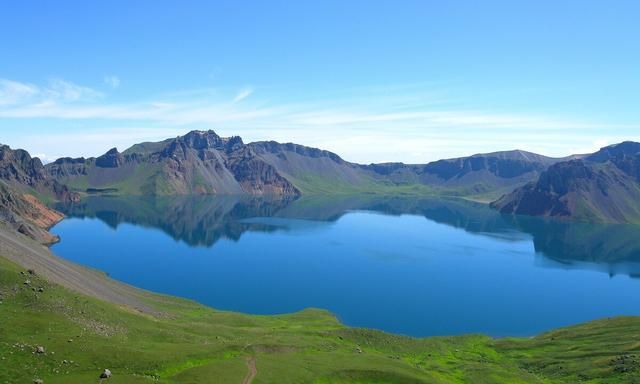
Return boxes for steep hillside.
[0,182,63,244]
[0,145,77,202]
[0,145,77,244]
[493,142,640,223]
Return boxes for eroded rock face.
[493,142,640,223]
[0,145,79,202]
[0,146,44,183]
[95,148,123,168]
[0,183,63,244]
[0,145,77,243]
[225,147,299,195]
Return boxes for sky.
[0,0,639,164]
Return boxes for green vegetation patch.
[1,255,639,383]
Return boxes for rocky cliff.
[0,145,76,243]
[492,142,640,223]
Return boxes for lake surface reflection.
[51,195,640,337]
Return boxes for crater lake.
[51,195,640,337]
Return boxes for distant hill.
[363,149,569,199]
[492,142,640,223]
[45,130,562,199]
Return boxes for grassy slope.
[289,172,436,196]
[1,257,639,383]
[279,170,521,201]
[59,163,170,196]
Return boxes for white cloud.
[0,78,101,107]
[0,78,638,163]
[45,78,102,102]
[104,75,121,89]
[0,79,39,106]
[232,87,253,103]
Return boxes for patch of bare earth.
[21,194,64,229]
[242,356,257,384]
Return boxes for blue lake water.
[51,195,640,337]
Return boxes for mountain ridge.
[8,129,639,223]
[44,129,568,199]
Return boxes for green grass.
[285,172,518,201]
[60,164,172,196]
[1,255,639,383]
[286,172,438,196]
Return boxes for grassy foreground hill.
[1,239,640,383]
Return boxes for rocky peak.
[0,145,78,203]
[223,135,245,153]
[584,142,640,182]
[587,141,640,163]
[181,130,225,150]
[0,145,47,185]
[96,148,123,168]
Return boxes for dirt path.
[242,356,257,384]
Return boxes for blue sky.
[0,0,639,163]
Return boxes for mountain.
[493,142,640,223]
[363,150,567,199]
[46,130,562,199]
[46,130,299,196]
[0,145,77,243]
[0,145,77,202]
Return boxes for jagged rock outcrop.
[0,145,78,201]
[493,142,640,223]
[95,148,124,168]
[0,145,78,202]
[0,145,75,243]
[0,182,63,244]
[45,130,301,196]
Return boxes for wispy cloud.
[232,86,254,103]
[45,78,102,102]
[0,77,637,163]
[103,75,121,89]
[0,78,101,107]
[0,79,39,106]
